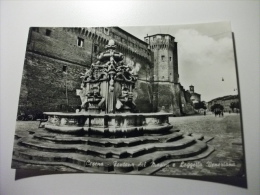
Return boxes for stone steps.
[182,132,214,143]
[32,131,184,147]
[17,135,196,159]
[130,145,215,175]
[13,140,211,173]
[17,127,180,137]
[13,126,214,174]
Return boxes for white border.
[1,1,259,195]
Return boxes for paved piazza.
[156,113,244,176]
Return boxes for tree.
[211,104,224,112]
[194,101,207,111]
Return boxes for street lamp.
[63,65,69,112]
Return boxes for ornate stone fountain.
[43,40,173,137]
[12,40,214,174]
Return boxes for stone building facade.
[207,95,239,112]
[18,27,194,116]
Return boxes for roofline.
[113,27,149,46]
[191,92,201,96]
[208,95,239,103]
[144,33,175,39]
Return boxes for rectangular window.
[45,29,51,36]
[161,55,165,61]
[94,44,98,53]
[169,57,172,61]
[62,65,67,73]
[77,37,84,47]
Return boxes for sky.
[121,21,238,102]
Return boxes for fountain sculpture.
[43,39,173,136]
[12,40,214,174]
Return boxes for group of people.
[214,110,224,117]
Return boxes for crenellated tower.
[144,34,181,113]
[144,34,179,83]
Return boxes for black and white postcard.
[11,22,246,187]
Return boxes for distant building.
[207,95,239,112]
[189,85,201,104]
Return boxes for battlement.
[65,27,151,61]
[144,34,175,50]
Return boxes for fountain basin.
[43,112,173,135]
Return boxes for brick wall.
[18,52,82,113]
[18,27,154,114]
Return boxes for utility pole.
[63,65,69,112]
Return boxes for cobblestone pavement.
[155,113,245,176]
